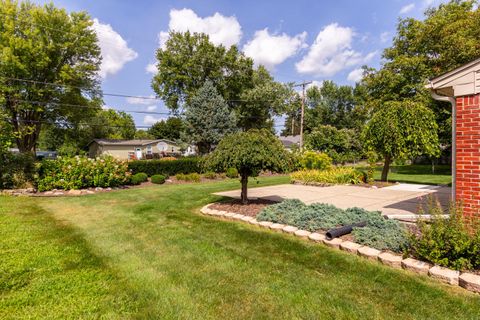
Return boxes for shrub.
[36,156,130,191]
[257,199,408,252]
[0,152,36,189]
[299,151,332,170]
[131,173,148,185]
[409,200,480,270]
[203,171,217,179]
[291,167,365,185]
[176,173,201,182]
[225,167,239,179]
[150,174,166,184]
[305,125,363,164]
[128,157,202,176]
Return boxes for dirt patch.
[209,199,278,217]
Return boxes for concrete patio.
[214,183,452,217]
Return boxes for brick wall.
[455,94,480,217]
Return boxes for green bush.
[0,152,36,189]
[150,174,166,184]
[257,199,408,252]
[291,167,365,185]
[225,167,239,178]
[131,173,148,185]
[203,171,217,179]
[36,156,131,191]
[299,151,332,170]
[176,173,201,182]
[128,157,202,176]
[409,200,480,270]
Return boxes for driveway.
[214,183,452,218]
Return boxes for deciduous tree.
[362,101,440,181]
[0,0,102,153]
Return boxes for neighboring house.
[279,135,300,150]
[88,139,181,160]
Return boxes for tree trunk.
[240,174,248,205]
[381,154,392,181]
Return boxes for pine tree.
[185,80,237,154]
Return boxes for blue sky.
[35,0,443,129]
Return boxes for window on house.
[146,146,152,155]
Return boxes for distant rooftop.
[90,139,177,146]
[279,135,300,148]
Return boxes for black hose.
[326,221,367,239]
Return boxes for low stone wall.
[200,203,480,295]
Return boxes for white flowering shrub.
[36,156,131,191]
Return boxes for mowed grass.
[370,164,452,185]
[2,175,479,319]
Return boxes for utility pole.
[293,81,312,150]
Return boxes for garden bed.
[209,199,277,217]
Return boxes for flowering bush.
[36,156,131,191]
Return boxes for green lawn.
[1,176,478,319]
[370,164,452,185]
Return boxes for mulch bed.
[209,199,278,217]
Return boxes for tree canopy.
[185,80,237,154]
[148,117,185,141]
[362,101,440,181]
[206,129,293,203]
[151,31,253,111]
[0,0,102,153]
[361,0,480,143]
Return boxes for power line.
[0,76,283,103]
[5,117,285,129]
[9,98,172,115]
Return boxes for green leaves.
[362,100,440,175]
[0,1,102,152]
[206,129,294,177]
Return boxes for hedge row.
[128,157,202,176]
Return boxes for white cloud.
[126,95,156,105]
[158,8,242,49]
[243,29,307,70]
[102,105,113,110]
[92,18,138,78]
[399,3,415,14]
[347,68,363,82]
[145,63,157,74]
[307,80,323,90]
[380,31,390,43]
[295,23,373,77]
[144,115,165,125]
[146,105,157,111]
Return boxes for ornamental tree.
[206,129,294,204]
[362,101,440,181]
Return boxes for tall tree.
[185,80,237,154]
[90,109,136,140]
[148,117,185,141]
[0,0,102,153]
[362,101,440,181]
[236,66,296,130]
[151,31,253,111]
[361,0,480,143]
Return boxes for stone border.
[199,203,480,295]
